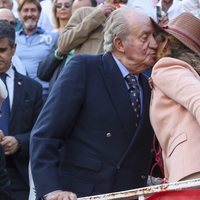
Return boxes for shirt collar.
[5,65,14,79]
[18,27,45,35]
[112,55,139,80]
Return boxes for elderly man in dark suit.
[30,7,158,200]
[0,21,43,199]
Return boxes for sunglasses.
[55,2,72,9]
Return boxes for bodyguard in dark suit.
[0,79,13,200]
[0,21,43,199]
[30,7,158,200]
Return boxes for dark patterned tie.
[0,73,10,135]
[125,74,141,128]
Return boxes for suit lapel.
[10,71,23,125]
[100,52,136,140]
[139,73,151,125]
[117,73,152,165]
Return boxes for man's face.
[19,2,40,31]
[0,0,13,10]
[0,38,15,73]
[117,18,158,73]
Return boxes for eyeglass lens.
[55,2,72,8]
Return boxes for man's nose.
[27,10,33,16]
[150,35,158,49]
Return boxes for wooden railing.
[78,178,200,200]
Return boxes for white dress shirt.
[5,66,15,109]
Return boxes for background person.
[0,79,13,200]
[0,20,43,199]
[57,0,118,56]
[0,8,26,75]
[15,0,58,100]
[52,0,74,32]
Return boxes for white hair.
[103,7,130,52]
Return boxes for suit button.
[116,166,120,170]
[141,175,146,180]
[106,132,112,138]
[150,148,154,153]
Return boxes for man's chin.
[23,22,37,31]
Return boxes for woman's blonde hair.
[52,0,73,29]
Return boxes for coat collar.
[9,69,23,124]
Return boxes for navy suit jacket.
[0,144,14,200]
[30,52,154,199]
[6,69,43,193]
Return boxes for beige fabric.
[180,172,200,181]
[150,57,200,182]
[58,7,106,55]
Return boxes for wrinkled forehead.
[21,2,39,10]
[127,19,155,40]
[129,12,154,30]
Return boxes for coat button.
[141,175,146,180]
[106,132,112,138]
[150,148,154,153]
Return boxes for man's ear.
[113,37,125,53]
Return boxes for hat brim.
[163,27,200,57]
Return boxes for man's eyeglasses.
[55,2,72,9]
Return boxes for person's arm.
[30,55,88,199]
[37,49,65,81]
[57,4,115,55]
[44,190,77,200]
[2,81,43,157]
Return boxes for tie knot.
[125,74,139,90]
[0,73,7,83]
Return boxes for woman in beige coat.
[150,12,200,183]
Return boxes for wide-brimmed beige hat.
[163,12,200,57]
